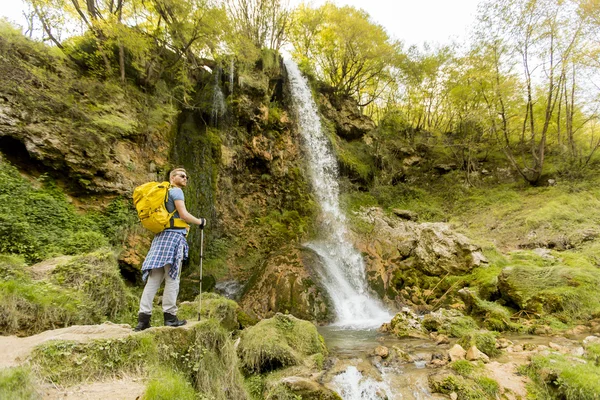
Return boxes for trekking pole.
[198,226,204,321]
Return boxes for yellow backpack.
[133,181,189,233]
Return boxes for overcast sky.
[1,0,481,48]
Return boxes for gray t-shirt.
[165,187,187,234]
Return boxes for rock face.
[318,89,375,140]
[380,307,428,339]
[354,207,487,304]
[239,245,332,323]
[0,38,173,194]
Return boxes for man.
[134,167,206,331]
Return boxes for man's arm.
[174,199,206,227]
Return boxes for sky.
[0,0,481,48]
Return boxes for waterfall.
[284,59,392,329]
[211,68,226,127]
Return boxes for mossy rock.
[498,265,600,324]
[264,376,342,400]
[428,371,500,400]
[29,320,248,400]
[178,293,240,331]
[383,308,428,339]
[237,313,327,374]
[50,249,137,322]
[457,331,500,358]
[422,309,479,338]
[526,352,600,399]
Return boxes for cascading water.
[211,68,226,127]
[284,58,392,329]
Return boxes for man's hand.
[198,218,206,228]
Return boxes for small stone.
[435,334,450,345]
[549,342,566,353]
[448,344,466,361]
[583,336,600,346]
[571,347,585,357]
[450,392,458,400]
[496,338,513,349]
[374,346,389,358]
[466,346,490,363]
[509,345,523,353]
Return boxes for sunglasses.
[177,174,188,179]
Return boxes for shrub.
[143,370,196,400]
[0,366,39,400]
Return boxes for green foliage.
[0,366,38,400]
[0,160,135,262]
[143,369,196,400]
[429,373,497,400]
[451,360,476,377]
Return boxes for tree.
[289,3,399,108]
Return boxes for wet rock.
[373,346,389,358]
[278,376,341,400]
[508,345,523,353]
[380,307,428,339]
[448,344,466,361]
[466,345,490,363]
[496,338,513,349]
[355,208,487,302]
[430,332,450,345]
[239,245,332,323]
[549,342,567,353]
[391,346,414,363]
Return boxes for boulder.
[354,208,486,303]
[276,377,342,400]
[239,245,332,323]
[380,307,428,339]
[465,345,490,363]
[318,90,375,140]
[448,344,467,361]
[237,313,327,374]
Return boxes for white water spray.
[284,59,392,329]
[331,366,394,400]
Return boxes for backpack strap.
[166,185,190,230]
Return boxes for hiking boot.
[164,312,187,327]
[133,313,151,332]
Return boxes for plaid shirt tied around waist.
[141,230,189,282]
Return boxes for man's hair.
[169,167,187,181]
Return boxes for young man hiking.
[134,167,206,331]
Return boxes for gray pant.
[139,263,180,315]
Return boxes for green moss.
[0,278,87,335]
[237,314,327,374]
[457,331,500,358]
[526,353,600,399]
[422,309,479,338]
[50,250,137,321]
[178,293,240,331]
[499,263,600,324]
[0,366,39,400]
[29,321,248,399]
[451,360,476,377]
[143,369,196,400]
